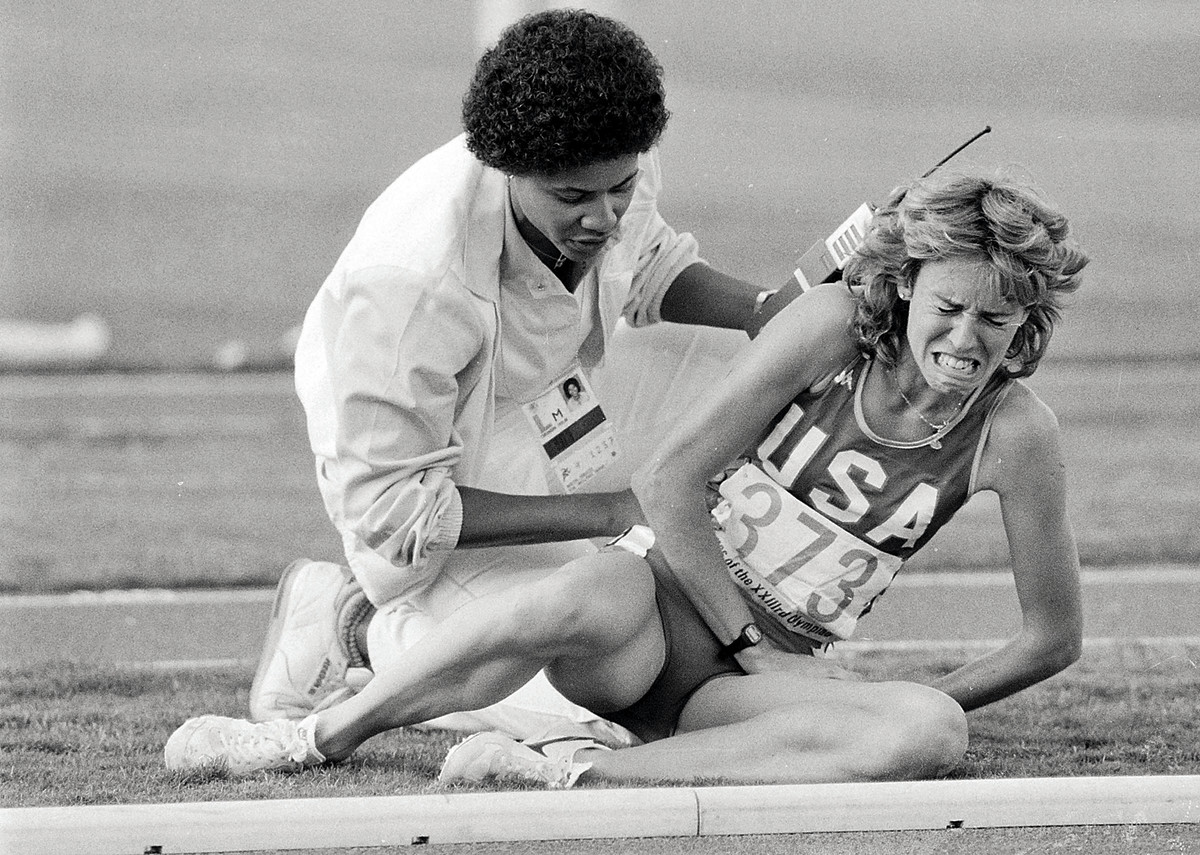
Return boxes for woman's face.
[902,256,1028,396]
[509,154,642,264]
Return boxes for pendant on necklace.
[891,368,960,449]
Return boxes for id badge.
[521,365,618,493]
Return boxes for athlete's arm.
[927,386,1083,710]
[633,284,858,672]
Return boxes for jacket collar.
[456,138,506,304]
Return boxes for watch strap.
[720,622,762,657]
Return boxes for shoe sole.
[248,558,318,721]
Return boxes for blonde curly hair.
[844,171,1089,378]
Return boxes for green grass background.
[5,644,1198,808]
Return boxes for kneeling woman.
[165,169,1088,786]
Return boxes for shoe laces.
[224,719,311,769]
[488,745,569,787]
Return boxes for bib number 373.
[715,463,902,640]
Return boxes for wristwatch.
[720,622,763,657]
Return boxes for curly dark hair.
[462,9,670,175]
[844,171,1089,379]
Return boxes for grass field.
[4,644,1198,809]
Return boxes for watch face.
[745,624,763,644]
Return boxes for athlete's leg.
[575,672,968,784]
[313,551,665,761]
[364,540,635,743]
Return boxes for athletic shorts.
[601,553,743,743]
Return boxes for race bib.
[713,462,902,641]
[521,366,618,493]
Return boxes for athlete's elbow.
[1028,623,1082,680]
[1055,630,1084,672]
[629,460,674,507]
[632,450,709,502]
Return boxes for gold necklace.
[528,240,569,270]
[892,370,964,432]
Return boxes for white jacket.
[295,134,700,604]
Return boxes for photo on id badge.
[521,366,617,493]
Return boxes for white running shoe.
[438,732,607,789]
[163,714,325,775]
[249,559,367,721]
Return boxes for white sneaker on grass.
[438,732,607,789]
[249,559,368,721]
[164,714,325,775]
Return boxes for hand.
[734,643,862,681]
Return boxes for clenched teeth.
[936,353,978,373]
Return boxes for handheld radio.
[747,126,992,337]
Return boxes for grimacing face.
[900,257,1029,397]
[508,154,641,264]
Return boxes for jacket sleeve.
[317,264,488,600]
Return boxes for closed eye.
[982,310,1028,328]
[935,302,1022,328]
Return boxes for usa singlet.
[711,355,1012,645]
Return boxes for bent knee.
[507,551,657,654]
[858,683,968,781]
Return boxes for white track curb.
[3,775,1197,854]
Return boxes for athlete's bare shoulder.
[993,380,1059,440]
[754,282,860,378]
[976,378,1065,494]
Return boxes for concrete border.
[3,776,1197,855]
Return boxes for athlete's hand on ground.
[735,644,863,681]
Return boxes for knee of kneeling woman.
[862,683,968,781]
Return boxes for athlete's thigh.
[677,670,909,734]
[544,551,667,715]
